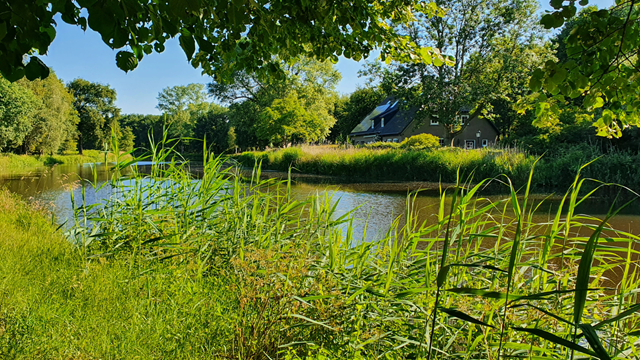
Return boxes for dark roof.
[349,97,500,137]
[349,97,417,137]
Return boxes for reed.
[236,144,640,192]
[2,134,639,359]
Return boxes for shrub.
[364,141,400,149]
[400,134,440,150]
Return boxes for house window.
[430,118,439,125]
[460,115,469,125]
[465,140,475,150]
[386,139,392,142]
[439,138,445,146]
[393,138,399,143]
[482,139,488,148]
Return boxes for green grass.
[235,144,640,192]
[2,140,640,359]
[0,150,127,174]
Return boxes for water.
[1,163,639,241]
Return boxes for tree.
[18,73,78,155]
[364,0,546,145]
[0,76,36,152]
[210,57,341,149]
[329,87,386,142]
[156,83,209,143]
[256,93,326,146]
[0,0,442,82]
[120,114,164,150]
[67,79,120,154]
[530,1,640,138]
[193,104,231,154]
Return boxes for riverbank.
[0,151,128,174]
[2,151,639,359]
[235,145,640,192]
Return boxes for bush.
[364,141,400,149]
[400,134,440,150]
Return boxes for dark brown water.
[1,164,639,242]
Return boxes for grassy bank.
[2,141,639,359]
[235,145,640,192]
[0,150,126,174]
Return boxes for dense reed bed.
[2,137,639,359]
[236,145,640,192]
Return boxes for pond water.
[1,163,639,243]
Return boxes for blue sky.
[42,0,614,115]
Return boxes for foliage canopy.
[0,0,442,82]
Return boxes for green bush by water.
[2,139,640,359]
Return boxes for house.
[349,97,499,149]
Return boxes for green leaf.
[436,265,450,287]
[512,328,597,357]
[115,51,138,72]
[540,14,555,29]
[578,324,611,360]
[592,303,640,330]
[0,22,6,41]
[24,56,49,80]
[445,287,521,300]
[438,307,495,328]
[529,76,542,92]
[179,34,196,61]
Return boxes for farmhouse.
[349,97,499,149]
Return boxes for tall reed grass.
[236,145,640,193]
[55,135,640,359]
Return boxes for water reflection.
[1,163,638,242]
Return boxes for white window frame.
[430,118,439,126]
[393,138,399,143]
[439,138,445,146]
[460,115,469,125]
[482,139,488,148]
[465,140,475,150]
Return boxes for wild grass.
[236,145,640,192]
[0,150,126,174]
[236,145,535,188]
[2,136,640,359]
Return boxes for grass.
[2,138,640,359]
[0,150,127,174]
[235,144,640,192]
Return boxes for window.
[460,115,469,125]
[482,139,488,148]
[465,140,475,150]
[393,138,399,143]
[439,138,445,146]
[386,139,392,142]
[430,118,439,125]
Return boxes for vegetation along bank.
[2,148,640,358]
[236,142,640,193]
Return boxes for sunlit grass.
[2,135,639,359]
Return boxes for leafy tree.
[120,114,164,150]
[0,76,36,152]
[0,0,442,82]
[364,0,546,145]
[530,1,640,138]
[156,83,209,143]
[67,79,120,154]
[256,93,326,146]
[329,87,386,142]
[18,73,78,155]
[211,57,341,149]
[193,104,230,154]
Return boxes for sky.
[42,0,614,115]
